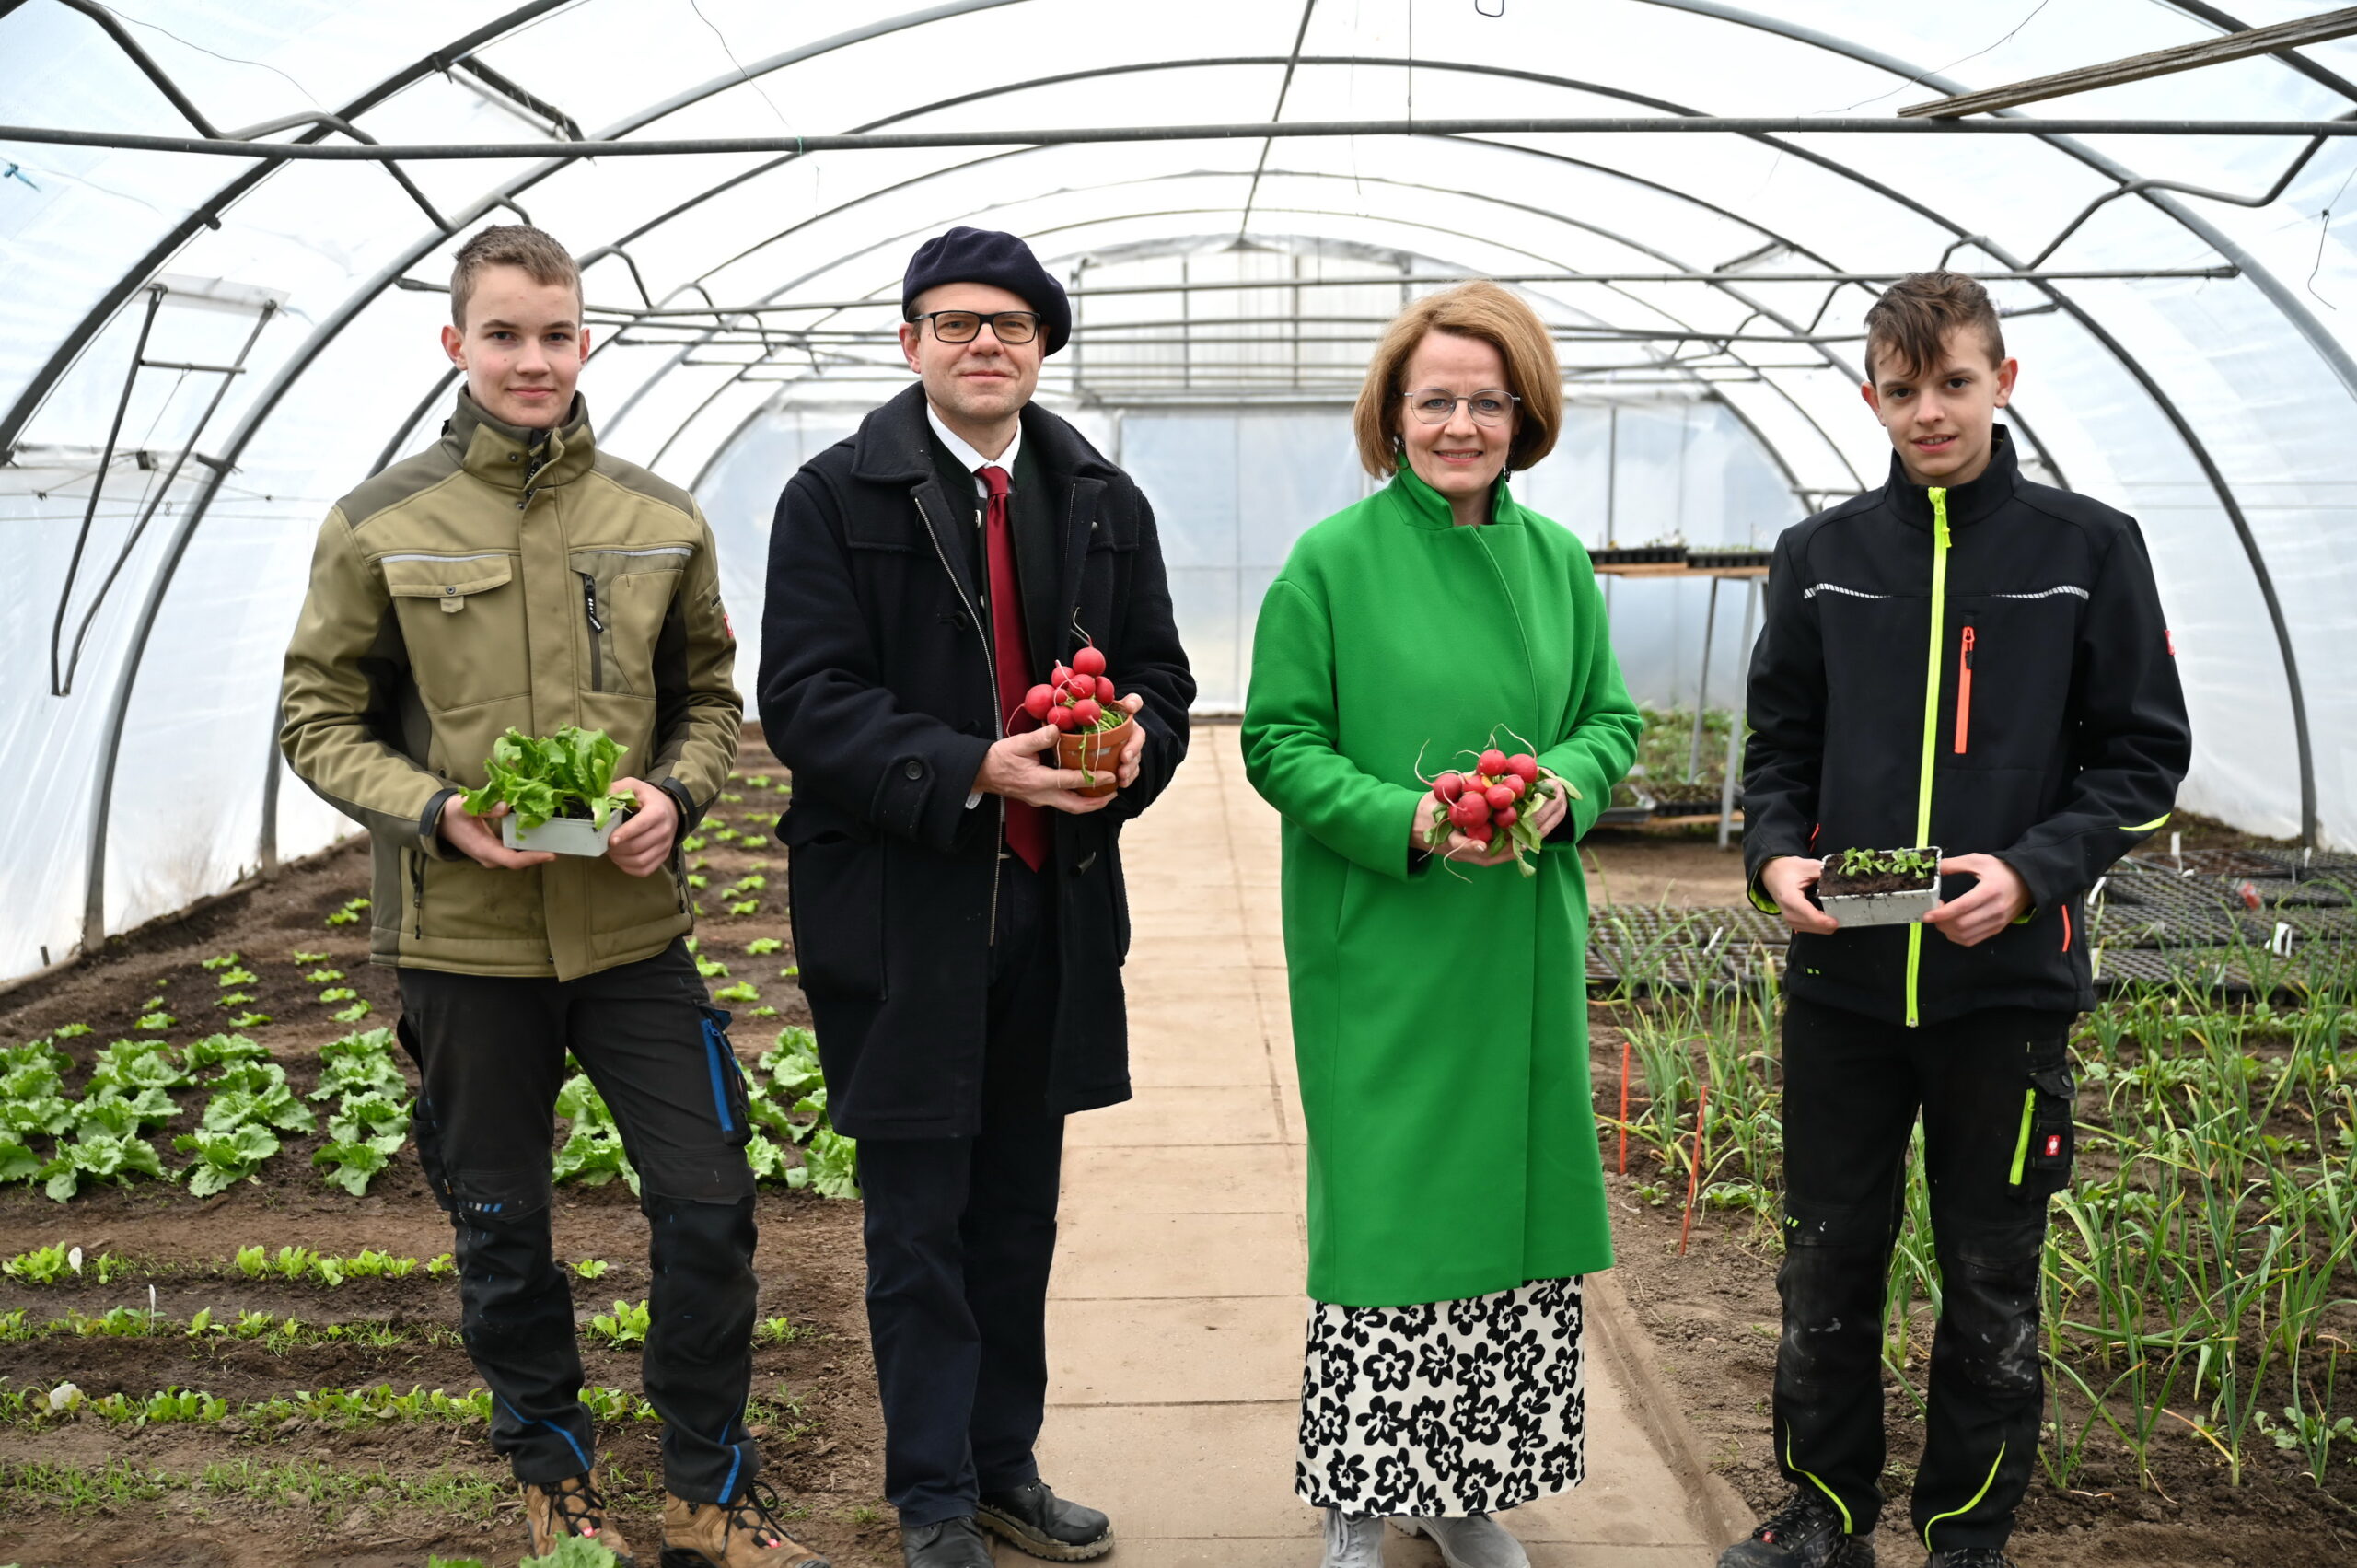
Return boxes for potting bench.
[1591,558,1771,847]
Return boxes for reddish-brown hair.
[1353,281,1562,477]
[450,224,582,330]
[1864,270,2004,383]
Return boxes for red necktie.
[978,464,1048,872]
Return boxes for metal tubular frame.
[12,116,2357,160]
[12,0,2346,958]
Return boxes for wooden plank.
[1591,562,1770,579]
[1900,7,2357,119]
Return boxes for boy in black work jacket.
[1721,273,2190,1568]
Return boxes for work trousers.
[396,939,761,1501]
[1774,995,2076,1554]
[856,855,1067,1527]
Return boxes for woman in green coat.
[1242,282,1642,1568]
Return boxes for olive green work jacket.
[280,391,740,981]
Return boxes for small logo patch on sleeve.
[2165,629,2177,656]
[2044,1133,2062,1157]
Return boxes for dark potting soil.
[1818,862,1936,900]
[0,738,900,1567]
[1590,1020,2357,1568]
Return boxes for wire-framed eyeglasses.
[1401,389,1520,426]
[909,310,1043,345]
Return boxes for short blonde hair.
[1353,281,1562,477]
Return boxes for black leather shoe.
[977,1479,1114,1562]
[903,1516,994,1568]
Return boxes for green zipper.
[1906,489,1952,1028]
[2008,1087,2036,1185]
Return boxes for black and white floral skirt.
[1295,1275,1585,1516]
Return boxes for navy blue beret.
[901,226,1071,355]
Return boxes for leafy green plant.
[586,1299,650,1349]
[73,1086,179,1140]
[552,1071,637,1193]
[746,938,783,956]
[331,1001,374,1024]
[133,1011,173,1032]
[695,956,729,979]
[1829,846,1937,883]
[290,949,328,963]
[87,1039,192,1093]
[318,986,358,1004]
[174,1122,281,1195]
[200,1062,314,1136]
[460,726,635,830]
[213,967,256,989]
[302,968,344,984]
[574,1258,610,1279]
[3,1245,79,1283]
[325,897,369,927]
[714,982,759,1005]
[182,1033,266,1073]
[755,1315,802,1346]
[37,1132,166,1202]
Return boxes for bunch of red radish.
[1020,645,1128,733]
[1433,749,1541,845]
[1420,746,1573,877]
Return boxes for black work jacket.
[1741,428,2191,1026]
[758,384,1195,1137]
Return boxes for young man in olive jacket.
[760,228,1194,1568]
[1724,273,2190,1568]
[281,225,827,1568]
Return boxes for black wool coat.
[758,384,1195,1139]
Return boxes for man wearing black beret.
[760,227,1194,1567]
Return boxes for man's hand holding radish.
[974,724,1121,813]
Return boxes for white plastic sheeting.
[5,0,2357,982]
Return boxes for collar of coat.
[1881,423,2021,532]
[441,389,598,492]
[1383,456,1521,531]
[848,382,1121,488]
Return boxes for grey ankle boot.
[1323,1507,1385,1568]
[1394,1514,1530,1568]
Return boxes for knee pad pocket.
[445,1166,553,1224]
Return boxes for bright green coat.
[1241,465,1643,1307]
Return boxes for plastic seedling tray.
[502,813,618,857]
[1818,846,1942,929]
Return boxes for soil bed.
[0,737,896,1568]
[1593,1013,2357,1568]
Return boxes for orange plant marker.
[1678,1080,1711,1256]
[1617,1036,1631,1175]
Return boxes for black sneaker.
[977,1479,1114,1562]
[1925,1551,2015,1567]
[1720,1490,1875,1567]
[902,1516,993,1568]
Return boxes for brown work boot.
[661,1480,830,1568]
[523,1469,636,1565]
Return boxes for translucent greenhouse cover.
[4,0,2356,982]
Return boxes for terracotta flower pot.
[1056,717,1133,798]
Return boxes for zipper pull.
[1961,625,1976,666]
[580,573,604,633]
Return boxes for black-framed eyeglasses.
[1402,389,1520,426]
[908,310,1043,345]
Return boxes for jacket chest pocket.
[380,552,528,711]
[568,546,691,695]
[1946,592,2084,769]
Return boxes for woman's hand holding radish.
[1411,741,1581,877]
[971,726,1116,814]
